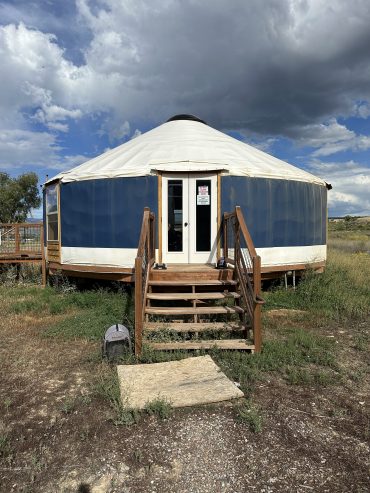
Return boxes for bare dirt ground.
[0,305,369,493]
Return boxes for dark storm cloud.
[2,0,370,141]
[73,0,370,137]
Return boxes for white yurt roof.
[48,117,325,186]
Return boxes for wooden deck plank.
[146,292,240,300]
[148,280,237,286]
[148,340,255,351]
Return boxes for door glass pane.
[196,179,211,251]
[168,180,183,252]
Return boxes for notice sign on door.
[197,195,210,205]
[197,185,210,205]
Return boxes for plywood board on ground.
[117,355,244,409]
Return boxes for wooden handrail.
[0,222,43,227]
[223,206,264,352]
[134,207,156,356]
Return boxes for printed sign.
[198,186,208,196]
[197,195,210,205]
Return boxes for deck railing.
[223,207,264,352]
[0,223,43,257]
[134,208,156,356]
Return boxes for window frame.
[46,183,60,243]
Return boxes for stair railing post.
[151,214,155,262]
[135,256,143,356]
[234,211,240,267]
[252,255,262,352]
[223,213,228,260]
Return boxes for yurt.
[43,115,328,282]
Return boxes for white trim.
[61,247,137,268]
[256,245,326,267]
[189,174,217,263]
[60,245,326,270]
[161,173,217,264]
[162,175,189,264]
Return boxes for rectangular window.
[195,179,211,251]
[46,184,59,241]
[167,180,183,252]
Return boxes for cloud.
[294,119,370,156]
[2,2,370,139]
[0,129,61,168]
[0,128,89,172]
[73,0,370,135]
[0,0,370,218]
[307,160,370,215]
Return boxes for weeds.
[353,333,369,352]
[93,365,140,426]
[264,249,370,321]
[212,328,339,392]
[145,397,172,419]
[3,398,12,413]
[285,367,340,386]
[60,397,77,415]
[0,433,12,459]
[0,264,41,286]
[237,400,263,433]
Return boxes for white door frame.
[162,174,189,264]
[161,173,218,264]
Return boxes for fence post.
[40,225,47,287]
[15,224,20,254]
[134,256,143,356]
[253,255,262,352]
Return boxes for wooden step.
[146,292,240,301]
[144,322,245,333]
[147,339,254,351]
[148,280,237,287]
[150,269,234,282]
[145,306,244,315]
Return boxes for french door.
[162,173,217,264]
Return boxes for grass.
[264,249,370,321]
[212,327,339,392]
[353,333,369,352]
[1,283,134,342]
[93,364,140,426]
[0,219,368,426]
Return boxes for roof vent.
[166,114,207,125]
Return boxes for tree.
[0,172,41,223]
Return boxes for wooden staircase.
[134,207,264,356]
[143,266,255,351]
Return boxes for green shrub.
[237,400,263,433]
[145,397,172,419]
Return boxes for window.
[46,184,59,241]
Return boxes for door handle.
[184,222,188,227]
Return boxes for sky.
[0,0,369,217]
